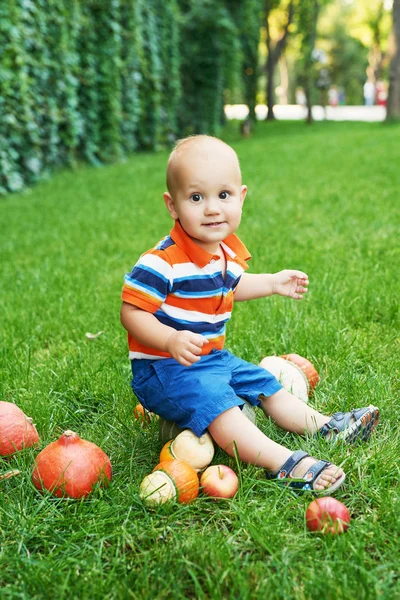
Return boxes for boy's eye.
[219,191,230,200]
[190,193,203,203]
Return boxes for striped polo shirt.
[122,220,251,360]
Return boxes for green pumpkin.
[158,400,257,443]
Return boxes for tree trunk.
[304,1,319,124]
[387,0,400,119]
[264,4,275,121]
[369,0,385,83]
[305,78,313,124]
[266,48,276,120]
[264,0,295,121]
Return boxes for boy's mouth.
[203,221,225,228]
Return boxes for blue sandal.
[319,405,379,443]
[265,450,346,494]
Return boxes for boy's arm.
[234,270,309,302]
[120,302,207,367]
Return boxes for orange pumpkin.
[160,439,174,462]
[140,459,199,505]
[0,401,40,456]
[280,353,319,394]
[159,430,214,472]
[134,404,155,426]
[32,430,112,498]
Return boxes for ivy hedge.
[0,0,250,194]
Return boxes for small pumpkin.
[134,404,155,426]
[159,430,214,472]
[260,356,309,402]
[32,430,112,498]
[280,353,320,395]
[140,459,199,505]
[0,401,40,456]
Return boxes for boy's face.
[164,140,247,254]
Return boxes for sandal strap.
[265,450,308,481]
[265,451,333,491]
[265,447,343,493]
[320,407,367,436]
[299,459,331,487]
[281,458,332,491]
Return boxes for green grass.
[1,120,399,599]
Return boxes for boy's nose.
[204,198,221,214]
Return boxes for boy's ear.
[163,192,178,220]
[240,185,247,205]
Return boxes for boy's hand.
[166,330,208,367]
[273,270,309,300]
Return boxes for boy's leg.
[259,388,330,434]
[228,352,378,441]
[227,352,330,434]
[207,406,343,492]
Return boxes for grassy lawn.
[1,120,399,599]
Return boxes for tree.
[178,0,241,135]
[342,0,392,85]
[226,0,263,134]
[295,0,335,123]
[363,0,392,83]
[263,0,296,120]
[365,0,386,81]
[297,0,320,123]
[327,23,368,104]
[236,0,264,125]
[387,0,400,118]
[317,4,369,105]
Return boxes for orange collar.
[169,220,251,270]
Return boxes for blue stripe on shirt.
[125,267,170,296]
[172,288,224,299]
[155,312,228,335]
[126,280,166,302]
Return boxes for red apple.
[306,497,350,534]
[200,465,239,499]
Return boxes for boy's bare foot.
[265,450,345,494]
[291,456,344,491]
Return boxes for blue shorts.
[131,349,282,437]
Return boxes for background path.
[225,104,386,122]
